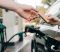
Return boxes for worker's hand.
[45,15,60,25]
[16,4,38,21]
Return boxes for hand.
[45,15,60,25]
[16,4,38,21]
[0,0,38,21]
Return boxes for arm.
[0,0,38,21]
[0,0,19,12]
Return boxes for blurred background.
[1,0,60,52]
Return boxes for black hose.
[25,26,45,37]
[7,32,24,43]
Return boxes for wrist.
[14,3,22,13]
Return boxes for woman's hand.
[16,4,38,21]
[0,0,38,21]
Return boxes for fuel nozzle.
[25,25,45,37]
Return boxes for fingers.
[29,16,38,21]
[29,11,39,21]
[24,9,38,15]
[31,8,38,12]
[44,15,59,24]
[24,9,38,20]
[47,15,58,22]
[25,14,39,21]
[20,7,39,21]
